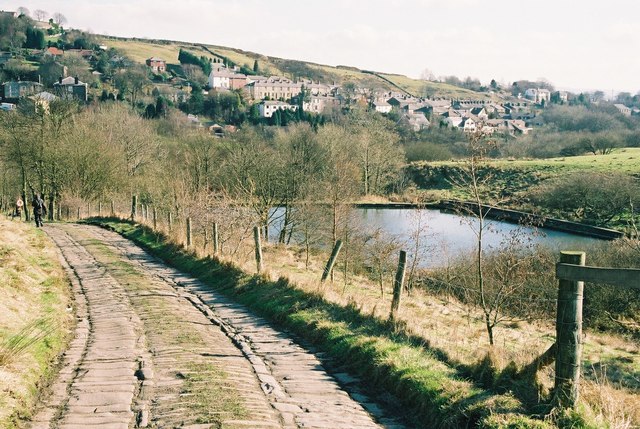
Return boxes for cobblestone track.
[36,224,405,429]
[30,226,144,429]
[86,225,406,429]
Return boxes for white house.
[258,100,298,118]
[373,100,392,114]
[524,88,551,104]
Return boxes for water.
[269,207,601,268]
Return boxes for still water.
[269,207,601,268]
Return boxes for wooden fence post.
[66,206,70,220]
[98,201,102,217]
[87,202,90,218]
[390,250,407,321]
[152,207,157,230]
[553,251,586,409]
[321,240,343,283]
[186,217,192,247]
[213,223,219,255]
[131,195,137,221]
[254,226,263,273]
[111,200,115,217]
[168,212,172,232]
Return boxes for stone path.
[31,224,406,429]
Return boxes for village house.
[53,76,88,101]
[146,57,166,73]
[373,100,392,114]
[2,81,43,100]
[248,77,303,101]
[614,104,631,116]
[524,88,551,104]
[258,100,298,118]
[404,113,430,131]
[29,91,57,113]
[303,95,339,114]
[44,46,64,58]
[208,65,247,89]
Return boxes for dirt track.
[30,224,405,429]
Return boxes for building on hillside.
[0,11,18,18]
[470,107,489,120]
[404,113,430,131]
[67,49,94,60]
[373,100,392,113]
[3,81,43,100]
[44,46,64,58]
[208,65,247,90]
[53,76,88,101]
[248,77,303,101]
[524,88,551,104]
[29,91,57,113]
[146,57,166,73]
[258,100,298,118]
[0,102,16,111]
[614,104,631,116]
[303,95,339,114]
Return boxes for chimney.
[74,76,79,85]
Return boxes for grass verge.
[93,217,558,428]
[0,218,72,428]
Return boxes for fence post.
[87,202,91,218]
[168,211,172,232]
[131,195,137,221]
[186,217,192,247]
[321,240,343,283]
[111,200,115,217]
[553,251,586,409]
[98,201,102,217]
[254,226,263,273]
[213,223,219,255]
[153,207,157,230]
[66,206,70,220]
[390,250,407,321]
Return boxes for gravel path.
[31,224,404,429]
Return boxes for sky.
[4,0,639,94]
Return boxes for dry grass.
[0,217,72,428]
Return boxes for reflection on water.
[269,207,601,268]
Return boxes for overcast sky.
[4,0,639,93]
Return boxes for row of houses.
[372,93,537,134]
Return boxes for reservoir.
[269,207,602,268]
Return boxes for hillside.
[100,36,490,99]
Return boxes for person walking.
[15,196,24,220]
[32,194,46,227]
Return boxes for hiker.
[32,194,46,227]
[15,196,23,219]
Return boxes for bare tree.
[52,12,67,26]
[34,9,48,21]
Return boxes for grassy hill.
[99,36,490,99]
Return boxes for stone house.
[3,81,43,100]
[146,57,166,73]
[53,76,88,101]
